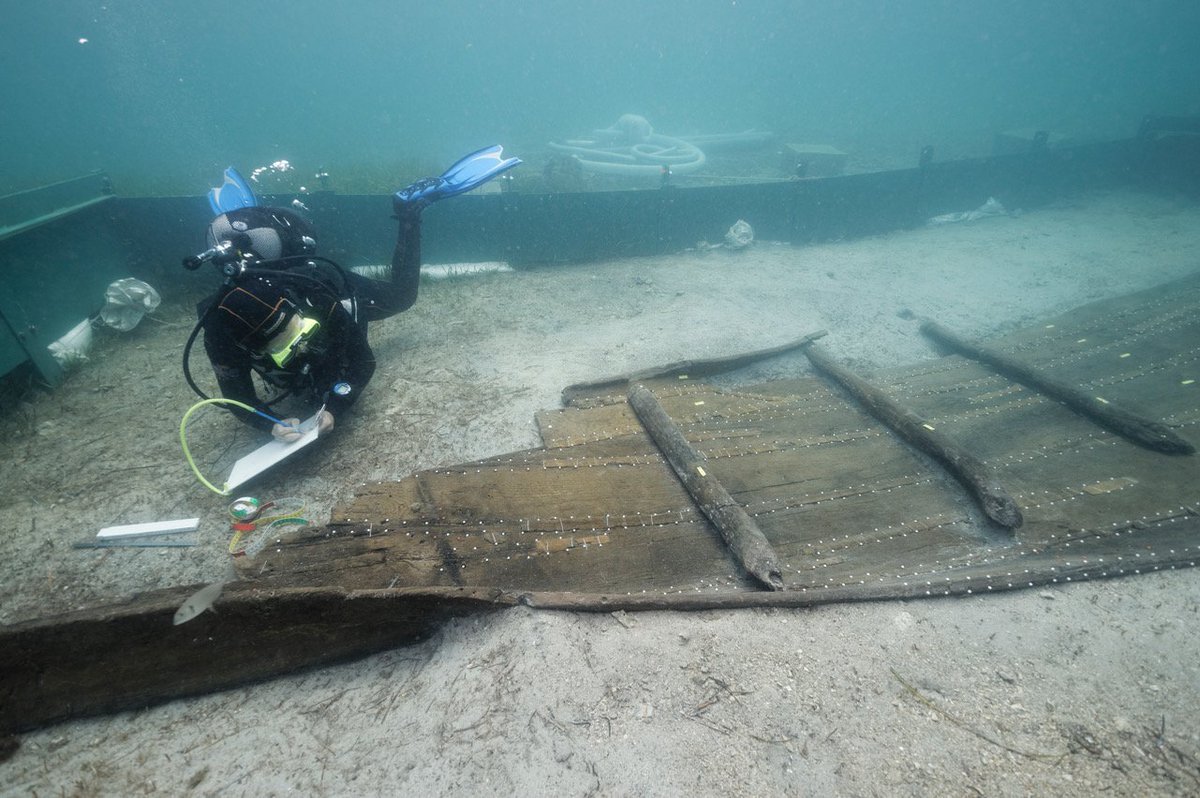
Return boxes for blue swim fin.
[395,145,522,206]
[207,167,258,216]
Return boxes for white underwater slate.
[224,410,322,492]
[96,517,200,540]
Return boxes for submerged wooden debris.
[254,275,1198,605]
[920,319,1195,455]
[628,382,784,590]
[801,341,1024,528]
[1,274,1197,733]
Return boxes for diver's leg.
[357,201,423,322]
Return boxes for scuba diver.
[182,146,521,443]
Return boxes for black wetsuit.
[200,202,423,432]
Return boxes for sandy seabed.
[2,187,1200,796]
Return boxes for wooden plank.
[255,514,750,595]
[9,505,1199,736]
[802,343,1024,529]
[5,276,1200,738]
[536,402,644,448]
[921,320,1194,454]
[560,329,827,404]
[0,584,499,735]
[628,383,784,590]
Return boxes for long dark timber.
[8,509,1200,736]
[802,343,1024,529]
[627,383,785,590]
[0,584,499,735]
[920,320,1194,455]
[563,330,828,403]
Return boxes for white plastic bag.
[100,278,161,331]
[49,318,94,366]
[928,197,1008,226]
[724,219,754,250]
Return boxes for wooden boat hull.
[2,275,1197,734]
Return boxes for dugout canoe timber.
[2,273,1198,734]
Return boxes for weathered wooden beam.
[563,330,828,403]
[920,320,1194,455]
[802,343,1023,529]
[6,507,1200,736]
[0,584,499,735]
[627,383,784,589]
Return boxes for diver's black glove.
[393,177,441,214]
[393,190,431,220]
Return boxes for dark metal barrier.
[0,175,120,386]
[313,139,1141,267]
[1,133,1195,387]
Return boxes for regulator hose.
[180,397,285,495]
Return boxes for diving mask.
[267,315,321,368]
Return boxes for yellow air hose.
[179,397,264,495]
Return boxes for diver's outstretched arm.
[387,200,423,313]
[358,146,519,322]
[353,199,423,323]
